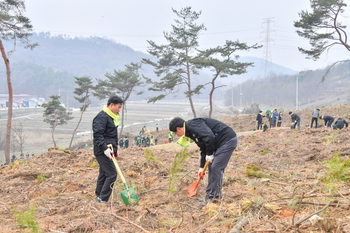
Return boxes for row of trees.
[2,0,349,164]
[41,62,144,151]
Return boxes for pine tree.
[142,7,206,118]
[41,95,73,148]
[0,0,37,164]
[93,62,144,137]
[294,0,349,60]
[193,40,261,117]
[68,76,93,150]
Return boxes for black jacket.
[93,111,119,156]
[185,118,236,167]
[334,118,348,129]
[256,113,263,122]
[323,115,334,122]
[291,113,300,122]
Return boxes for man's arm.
[93,115,108,152]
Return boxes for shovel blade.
[120,187,139,205]
[187,180,200,197]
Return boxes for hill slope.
[0,106,350,232]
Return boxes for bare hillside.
[0,105,350,232]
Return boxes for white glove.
[104,148,112,159]
[206,154,214,163]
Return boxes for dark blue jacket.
[291,113,300,122]
[185,118,236,167]
[334,118,348,129]
[323,115,334,122]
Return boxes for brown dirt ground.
[1,105,350,233]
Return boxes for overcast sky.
[25,0,349,71]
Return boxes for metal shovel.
[108,144,139,205]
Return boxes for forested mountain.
[3,32,149,77]
[0,33,348,109]
[0,33,155,106]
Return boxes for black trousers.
[257,121,262,130]
[310,117,318,128]
[95,154,117,202]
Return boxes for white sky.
[25,0,349,71]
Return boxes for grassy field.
[0,101,193,162]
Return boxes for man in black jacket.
[93,96,123,203]
[332,118,348,130]
[169,117,238,204]
[289,111,301,130]
[319,115,334,128]
[256,110,263,130]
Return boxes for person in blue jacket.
[332,118,348,130]
[319,115,334,128]
[271,109,279,127]
[169,117,238,205]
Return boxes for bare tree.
[12,121,28,155]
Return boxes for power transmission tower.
[261,17,275,77]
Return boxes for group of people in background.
[308,108,348,130]
[11,153,35,162]
[119,137,129,149]
[256,107,348,131]
[256,108,284,131]
[134,135,157,147]
[132,126,158,147]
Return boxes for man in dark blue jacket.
[289,111,301,130]
[169,117,238,204]
[333,118,348,130]
[319,115,334,128]
[93,96,123,203]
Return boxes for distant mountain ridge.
[3,33,296,80]
[2,33,152,77]
[1,33,347,110]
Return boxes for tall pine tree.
[142,7,206,118]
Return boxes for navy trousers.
[206,136,238,200]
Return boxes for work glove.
[206,154,214,163]
[198,168,205,180]
[104,148,112,159]
[114,151,119,159]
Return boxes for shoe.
[199,196,219,207]
[95,197,107,203]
